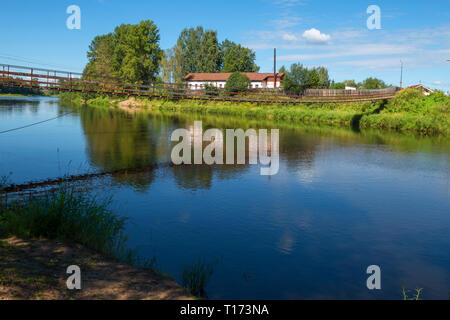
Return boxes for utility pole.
[400,60,403,88]
[274,48,277,90]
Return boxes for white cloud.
[270,17,301,29]
[277,44,413,61]
[302,28,331,44]
[282,33,299,41]
[274,0,305,7]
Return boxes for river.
[1,96,449,299]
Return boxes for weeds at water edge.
[182,258,218,298]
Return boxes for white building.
[406,85,434,96]
[183,73,285,90]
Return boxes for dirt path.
[0,237,192,300]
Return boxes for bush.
[225,72,251,95]
[204,83,219,97]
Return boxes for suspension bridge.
[0,64,400,104]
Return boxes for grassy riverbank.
[0,93,40,98]
[59,88,450,135]
[0,183,191,300]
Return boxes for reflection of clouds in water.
[298,166,320,184]
[277,230,296,255]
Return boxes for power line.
[0,53,81,72]
[0,111,74,135]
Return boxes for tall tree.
[220,40,260,73]
[307,69,321,88]
[160,47,175,83]
[198,30,221,73]
[362,77,387,89]
[316,67,330,88]
[282,63,310,94]
[111,20,163,84]
[83,20,163,85]
[176,27,205,76]
[83,34,114,78]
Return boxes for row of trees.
[160,27,259,83]
[280,64,331,94]
[81,20,390,93]
[83,22,259,85]
[279,64,389,94]
[329,78,389,90]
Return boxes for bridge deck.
[0,64,398,104]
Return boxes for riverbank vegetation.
[0,81,45,97]
[0,185,135,262]
[0,177,211,299]
[59,88,450,135]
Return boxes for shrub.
[204,83,219,97]
[225,72,251,95]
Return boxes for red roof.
[183,73,284,82]
[405,84,433,92]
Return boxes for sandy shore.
[0,237,191,300]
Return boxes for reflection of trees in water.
[79,108,449,192]
[0,99,40,114]
[80,109,255,191]
[110,170,155,193]
[80,108,158,190]
[173,165,213,190]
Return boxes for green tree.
[220,40,260,73]
[307,69,321,88]
[199,30,221,73]
[225,72,251,94]
[362,77,388,89]
[176,27,205,75]
[329,80,345,89]
[316,67,330,88]
[282,63,310,94]
[111,20,163,84]
[83,20,163,85]
[83,34,114,78]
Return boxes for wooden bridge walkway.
[0,64,399,104]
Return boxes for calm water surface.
[1,97,449,299]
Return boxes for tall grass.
[360,89,450,134]
[0,186,134,262]
[402,285,423,301]
[181,258,217,298]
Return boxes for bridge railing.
[0,64,400,104]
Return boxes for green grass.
[181,258,217,299]
[58,92,84,105]
[359,89,449,134]
[57,89,450,134]
[402,286,424,301]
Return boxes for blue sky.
[1,0,449,90]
